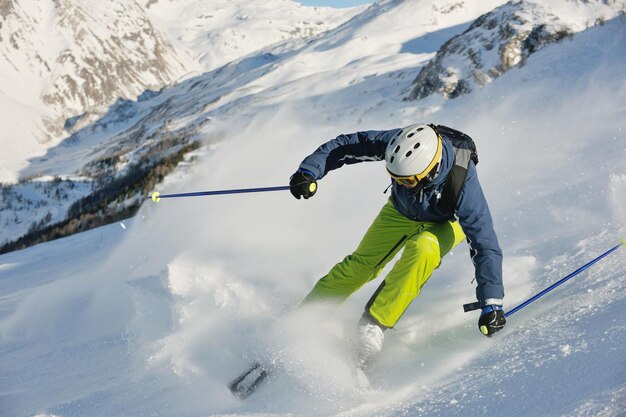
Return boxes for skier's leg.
[366,220,466,328]
[302,199,420,304]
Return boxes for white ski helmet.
[385,124,442,181]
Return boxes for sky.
[298,0,373,7]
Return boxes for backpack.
[430,124,479,215]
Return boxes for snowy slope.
[1,2,625,417]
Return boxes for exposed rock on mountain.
[0,0,189,141]
[406,0,624,100]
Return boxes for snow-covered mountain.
[0,2,625,415]
[144,0,365,71]
[0,0,188,180]
[0,0,361,183]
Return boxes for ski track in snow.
[1,4,625,417]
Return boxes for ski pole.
[505,240,625,318]
[149,186,290,202]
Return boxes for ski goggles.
[388,173,422,187]
[388,164,439,188]
[389,165,439,188]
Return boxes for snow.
[1,1,626,417]
[144,0,364,72]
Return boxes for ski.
[228,362,269,399]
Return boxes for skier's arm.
[297,129,402,180]
[455,163,504,306]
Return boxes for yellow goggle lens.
[392,175,418,186]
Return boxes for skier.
[289,124,506,369]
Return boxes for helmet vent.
[407,132,414,138]
[413,142,421,149]
[394,145,400,154]
[405,150,413,157]
[417,127,424,132]
[390,156,395,163]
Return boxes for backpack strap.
[439,147,474,214]
[431,124,478,215]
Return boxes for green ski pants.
[303,199,466,328]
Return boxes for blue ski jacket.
[297,128,504,305]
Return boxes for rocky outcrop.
[406,0,622,100]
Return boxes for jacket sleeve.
[297,129,402,180]
[455,162,504,305]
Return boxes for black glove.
[478,305,506,337]
[289,170,317,200]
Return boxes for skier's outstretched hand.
[290,170,317,200]
[478,305,506,336]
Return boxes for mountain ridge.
[0,0,360,183]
